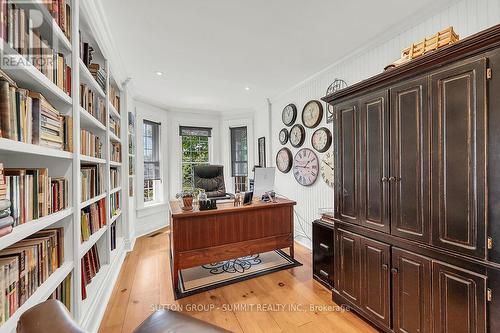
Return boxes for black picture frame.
[258,137,266,167]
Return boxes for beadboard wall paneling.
[270,0,500,248]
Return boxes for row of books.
[0,164,12,238]
[0,4,72,96]
[49,273,71,312]
[80,84,106,126]
[110,168,120,189]
[110,191,120,219]
[110,142,121,163]
[45,0,72,42]
[80,164,104,203]
[0,227,64,324]
[0,72,73,151]
[109,116,119,136]
[109,86,120,114]
[2,165,68,228]
[88,64,106,93]
[80,129,102,159]
[81,244,101,300]
[110,222,117,251]
[81,198,105,243]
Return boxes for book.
[49,272,71,312]
[80,129,102,158]
[80,84,106,125]
[110,191,120,218]
[80,198,106,242]
[81,244,101,300]
[110,167,120,189]
[110,142,121,163]
[80,165,104,202]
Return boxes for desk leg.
[290,243,294,258]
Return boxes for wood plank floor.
[98,228,377,333]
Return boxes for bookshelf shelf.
[108,102,120,120]
[80,192,107,210]
[109,160,122,167]
[13,0,72,54]
[78,225,108,258]
[80,107,107,132]
[109,131,121,143]
[0,44,73,111]
[0,138,73,159]
[79,58,106,98]
[0,208,74,251]
[0,261,74,333]
[80,155,106,164]
[110,210,122,224]
[110,187,121,195]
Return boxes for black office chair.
[193,165,234,200]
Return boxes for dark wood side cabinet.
[312,219,334,289]
[323,24,500,333]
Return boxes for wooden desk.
[168,198,296,294]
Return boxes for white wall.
[269,0,500,249]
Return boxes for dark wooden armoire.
[322,24,500,333]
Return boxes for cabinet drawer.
[313,221,335,288]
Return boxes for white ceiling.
[101,0,440,113]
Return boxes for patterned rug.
[176,250,302,299]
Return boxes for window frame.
[180,130,211,191]
[142,119,162,206]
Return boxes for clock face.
[279,128,289,145]
[282,104,297,126]
[321,151,335,187]
[302,100,323,128]
[326,104,334,123]
[289,124,305,148]
[293,148,319,186]
[311,127,332,153]
[276,148,293,173]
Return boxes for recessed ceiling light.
[156,71,163,76]
[245,87,250,91]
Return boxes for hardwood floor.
[98,228,377,333]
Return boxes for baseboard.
[133,220,168,239]
[295,235,312,250]
[80,244,127,333]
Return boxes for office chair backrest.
[193,165,226,198]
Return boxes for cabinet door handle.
[391,268,398,275]
[381,177,388,182]
[319,270,329,278]
[381,264,388,270]
[319,243,330,251]
[389,177,396,182]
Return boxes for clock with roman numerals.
[293,148,319,186]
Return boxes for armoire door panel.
[336,229,361,306]
[390,77,430,243]
[430,58,487,258]
[360,236,391,328]
[359,90,390,233]
[392,248,432,333]
[432,261,487,333]
[336,100,359,224]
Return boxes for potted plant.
[176,191,195,211]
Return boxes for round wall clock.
[276,147,293,173]
[279,128,289,145]
[311,127,332,153]
[321,151,334,187]
[282,104,297,126]
[289,124,306,148]
[302,100,323,128]
[293,148,319,186]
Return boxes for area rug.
[176,250,302,299]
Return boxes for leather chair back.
[193,165,226,198]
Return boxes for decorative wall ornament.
[325,79,348,123]
[258,137,266,167]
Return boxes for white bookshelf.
[0,1,129,331]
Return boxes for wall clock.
[321,151,334,187]
[325,79,347,123]
[293,148,319,186]
[302,100,323,128]
[276,147,293,173]
[282,103,297,126]
[311,127,332,153]
[279,128,289,145]
[289,124,306,148]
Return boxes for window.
[230,127,248,192]
[143,120,161,203]
[180,126,211,191]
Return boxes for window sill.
[137,201,168,218]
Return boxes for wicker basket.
[385,27,459,70]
